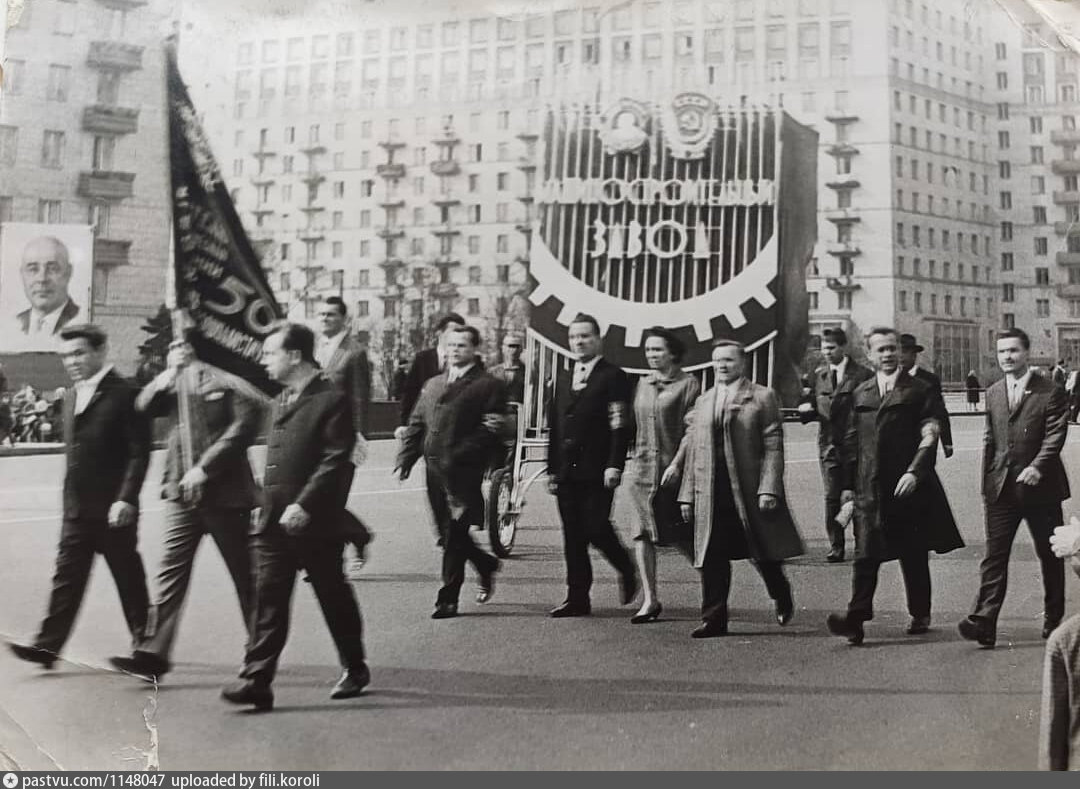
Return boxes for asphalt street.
[0,418,1077,770]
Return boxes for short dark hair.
[865,326,898,346]
[451,324,481,347]
[59,323,107,350]
[822,327,849,347]
[435,312,465,333]
[569,313,601,336]
[271,321,316,363]
[643,326,686,363]
[997,328,1031,350]
[322,296,347,317]
[711,338,745,356]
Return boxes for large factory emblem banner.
[527,94,817,402]
[0,222,94,353]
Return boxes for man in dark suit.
[546,314,637,617]
[317,296,373,573]
[825,327,963,645]
[396,325,505,619]
[109,331,262,679]
[898,334,954,458]
[395,312,465,437]
[8,324,151,668]
[797,327,874,562]
[221,322,368,711]
[958,328,1071,648]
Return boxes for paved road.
[0,419,1077,770]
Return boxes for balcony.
[1055,221,1080,235]
[433,282,459,297]
[517,192,535,203]
[300,144,327,156]
[299,205,325,214]
[378,137,406,150]
[824,109,859,124]
[300,172,325,186]
[517,156,537,171]
[298,228,326,242]
[77,171,135,200]
[515,222,534,234]
[431,223,460,236]
[82,105,139,135]
[430,160,461,176]
[825,241,862,257]
[94,0,148,9]
[516,128,540,141]
[379,198,405,210]
[825,175,861,190]
[250,175,276,187]
[377,227,406,240]
[376,163,406,179]
[87,41,144,71]
[253,148,277,161]
[826,276,861,292]
[434,255,461,267]
[1058,284,1080,298]
[378,258,406,269]
[1057,252,1080,266]
[92,238,131,267]
[825,142,859,157]
[825,207,860,224]
[1052,130,1080,145]
[1054,190,1080,205]
[433,131,460,146]
[432,192,460,207]
[251,209,275,220]
[1051,159,1080,175]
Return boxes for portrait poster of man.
[0,223,94,352]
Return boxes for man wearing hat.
[798,327,873,562]
[898,334,953,459]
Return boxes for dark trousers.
[820,453,845,554]
[240,533,366,685]
[555,480,634,604]
[699,529,791,624]
[35,518,149,654]
[425,467,498,605]
[847,552,930,622]
[972,484,1065,626]
[140,501,252,660]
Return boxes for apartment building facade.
[0,0,173,372]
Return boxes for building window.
[1001,252,1014,271]
[1000,222,1013,241]
[1002,283,1015,302]
[46,65,71,102]
[2,59,25,95]
[1035,237,1049,255]
[1036,267,1050,285]
[37,199,62,223]
[0,126,17,165]
[41,131,65,168]
[92,135,115,171]
[468,265,481,284]
[467,298,480,316]
[1037,299,1050,318]
[1032,146,1044,164]
[1034,206,1047,224]
[1032,176,1046,196]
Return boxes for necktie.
[1009,383,1020,411]
[829,368,838,391]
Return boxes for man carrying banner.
[109,329,262,680]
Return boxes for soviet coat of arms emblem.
[661,92,717,160]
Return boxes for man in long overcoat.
[826,327,963,645]
[678,340,803,637]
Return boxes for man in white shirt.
[15,236,80,338]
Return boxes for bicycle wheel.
[486,467,517,558]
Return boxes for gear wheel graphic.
[527,226,777,347]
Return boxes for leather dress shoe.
[825,550,845,563]
[431,602,459,619]
[691,621,729,639]
[549,601,591,618]
[630,603,662,624]
[8,642,56,668]
[330,665,370,700]
[109,650,171,680]
[957,616,996,648]
[1043,617,1063,639]
[775,594,795,627]
[619,572,639,606]
[906,616,931,635]
[476,562,500,604]
[826,613,865,645]
[221,680,274,711]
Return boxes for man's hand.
[167,344,192,370]
[660,465,680,489]
[152,367,178,391]
[352,433,368,467]
[107,501,137,529]
[943,444,954,459]
[758,493,778,512]
[393,425,407,441]
[840,489,855,505]
[179,466,207,505]
[603,467,622,490]
[1051,518,1080,558]
[394,465,410,482]
[279,503,310,535]
[1017,466,1043,486]
[894,472,918,498]
[680,503,693,523]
